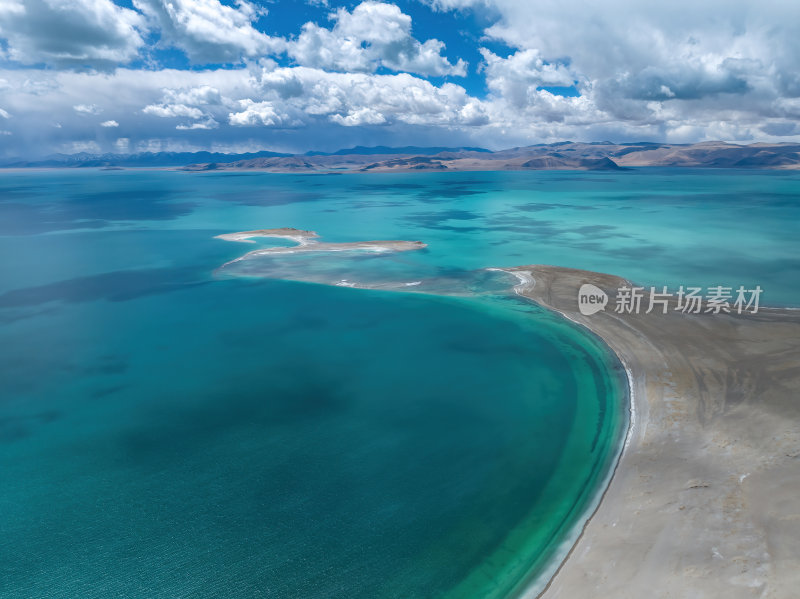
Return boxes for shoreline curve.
[501,265,800,599]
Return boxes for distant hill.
[304,146,491,156]
[4,142,800,172]
[181,142,800,173]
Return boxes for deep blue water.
[1,168,797,598]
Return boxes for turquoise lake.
[1,168,798,597]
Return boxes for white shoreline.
[492,267,637,599]
[503,264,800,599]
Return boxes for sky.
[1,0,799,157]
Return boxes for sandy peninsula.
[500,265,800,599]
[215,227,427,267]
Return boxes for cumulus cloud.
[142,84,229,132]
[473,1,800,123]
[100,120,119,127]
[133,0,282,63]
[163,85,223,106]
[229,100,285,126]
[176,117,219,130]
[252,67,482,128]
[143,103,206,119]
[330,107,387,126]
[1,0,800,156]
[0,64,493,157]
[74,104,103,115]
[481,49,575,108]
[286,2,466,77]
[0,0,146,68]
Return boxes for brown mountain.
[181,142,800,173]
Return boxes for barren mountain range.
[182,141,800,173]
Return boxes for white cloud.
[229,100,285,126]
[0,0,146,67]
[286,2,466,77]
[426,0,489,10]
[330,107,387,126]
[133,0,282,63]
[252,67,480,128]
[459,101,489,126]
[481,48,576,108]
[100,120,119,127]
[2,1,800,156]
[0,108,10,118]
[143,84,227,126]
[74,104,103,115]
[473,1,800,123]
[0,65,494,157]
[143,103,205,119]
[176,118,219,130]
[163,85,223,106]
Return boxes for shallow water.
[1,168,797,597]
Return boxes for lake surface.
[1,168,797,597]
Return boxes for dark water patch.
[118,373,352,464]
[486,216,564,240]
[0,202,109,235]
[0,188,196,234]
[404,209,482,229]
[515,202,597,212]
[0,184,54,201]
[588,191,800,210]
[0,305,60,325]
[348,199,409,209]
[214,189,324,206]
[0,410,61,443]
[547,176,618,184]
[573,224,629,237]
[65,188,195,219]
[416,188,486,202]
[81,354,129,376]
[409,223,484,233]
[91,384,129,400]
[217,313,330,347]
[438,178,489,187]
[0,268,206,309]
[353,183,426,193]
[568,240,666,260]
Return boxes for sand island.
[215,228,427,267]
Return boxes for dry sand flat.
[501,265,800,599]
